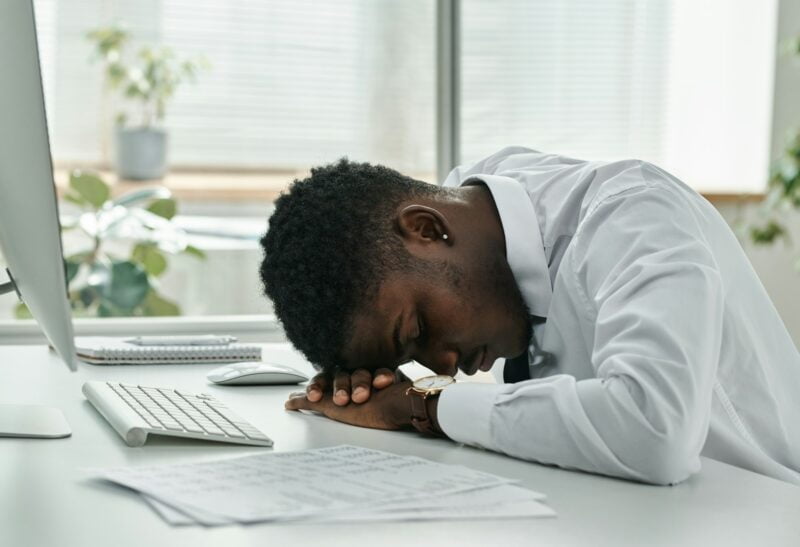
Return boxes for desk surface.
[1,343,799,547]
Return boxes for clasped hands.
[284,367,415,430]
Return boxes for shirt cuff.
[438,382,503,449]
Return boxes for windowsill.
[701,192,764,204]
[53,168,765,204]
[53,168,304,203]
[0,314,284,345]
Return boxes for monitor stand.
[0,268,72,439]
[0,273,71,439]
[0,404,71,438]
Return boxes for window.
[34,0,436,175]
[1,0,780,324]
[460,0,778,193]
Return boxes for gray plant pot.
[115,127,168,180]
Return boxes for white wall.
[715,203,800,346]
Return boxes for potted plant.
[87,26,206,180]
[15,172,205,318]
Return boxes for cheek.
[428,286,484,337]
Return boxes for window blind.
[34,0,777,191]
[33,0,436,174]
[461,0,777,192]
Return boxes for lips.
[479,348,493,372]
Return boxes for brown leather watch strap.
[406,388,440,436]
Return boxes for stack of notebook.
[75,336,261,365]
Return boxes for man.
[260,146,800,486]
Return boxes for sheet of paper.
[311,484,554,523]
[142,486,554,525]
[361,482,546,513]
[97,445,518,523]
[142,495,200,526]
[315,499,556,522]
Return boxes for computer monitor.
[0,0,76,438]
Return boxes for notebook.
[75,337,262,365]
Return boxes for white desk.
[1,343,799,547]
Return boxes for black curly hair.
[259,159,442,373]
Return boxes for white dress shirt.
[437,146,800,486]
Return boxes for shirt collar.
[462,174,552,317]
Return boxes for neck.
[457,183,507,258]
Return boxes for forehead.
[341,275,415,371]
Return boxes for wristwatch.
[405,375,455,436]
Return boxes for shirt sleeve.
[437,182,724,485]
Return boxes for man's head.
[260,159,531,376]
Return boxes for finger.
[284,392,310,411]
[306,372,330,402]
[372,368,396,389]
[350,369,373,403]
[333,370,351,406]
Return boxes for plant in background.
[86,26,208,180]
[87,25,204,128]
[15,172,204,319]
[749,37,800,270]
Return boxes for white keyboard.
[82,381,273,447]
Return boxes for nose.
[415,346,459,376]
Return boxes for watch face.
[413,374,455,390]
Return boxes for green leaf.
[63,191,89,207]
[64,258,81,285]
[142,290,180,316]
[77,287,96,308]
[101,261,150,310]
[86,26,129,56]
[69,171,110,209]
[183,244,206,260]
[146,198,177,220]
[750,221,786,245]
[97,302,117,317]
[131,243,168,277]
[14,302,32,319]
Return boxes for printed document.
[93,445,555,525]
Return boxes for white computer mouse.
[207,362,309,386]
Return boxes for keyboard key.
[202,424,226,436]
[161,419,183,431]
[244,430,271,441]
[128,404,162,427]
[220,426,246,438]
[172,413,203,432]
[205,402,247,424]
[239,426,270,440]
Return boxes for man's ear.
[396,204,452,246]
